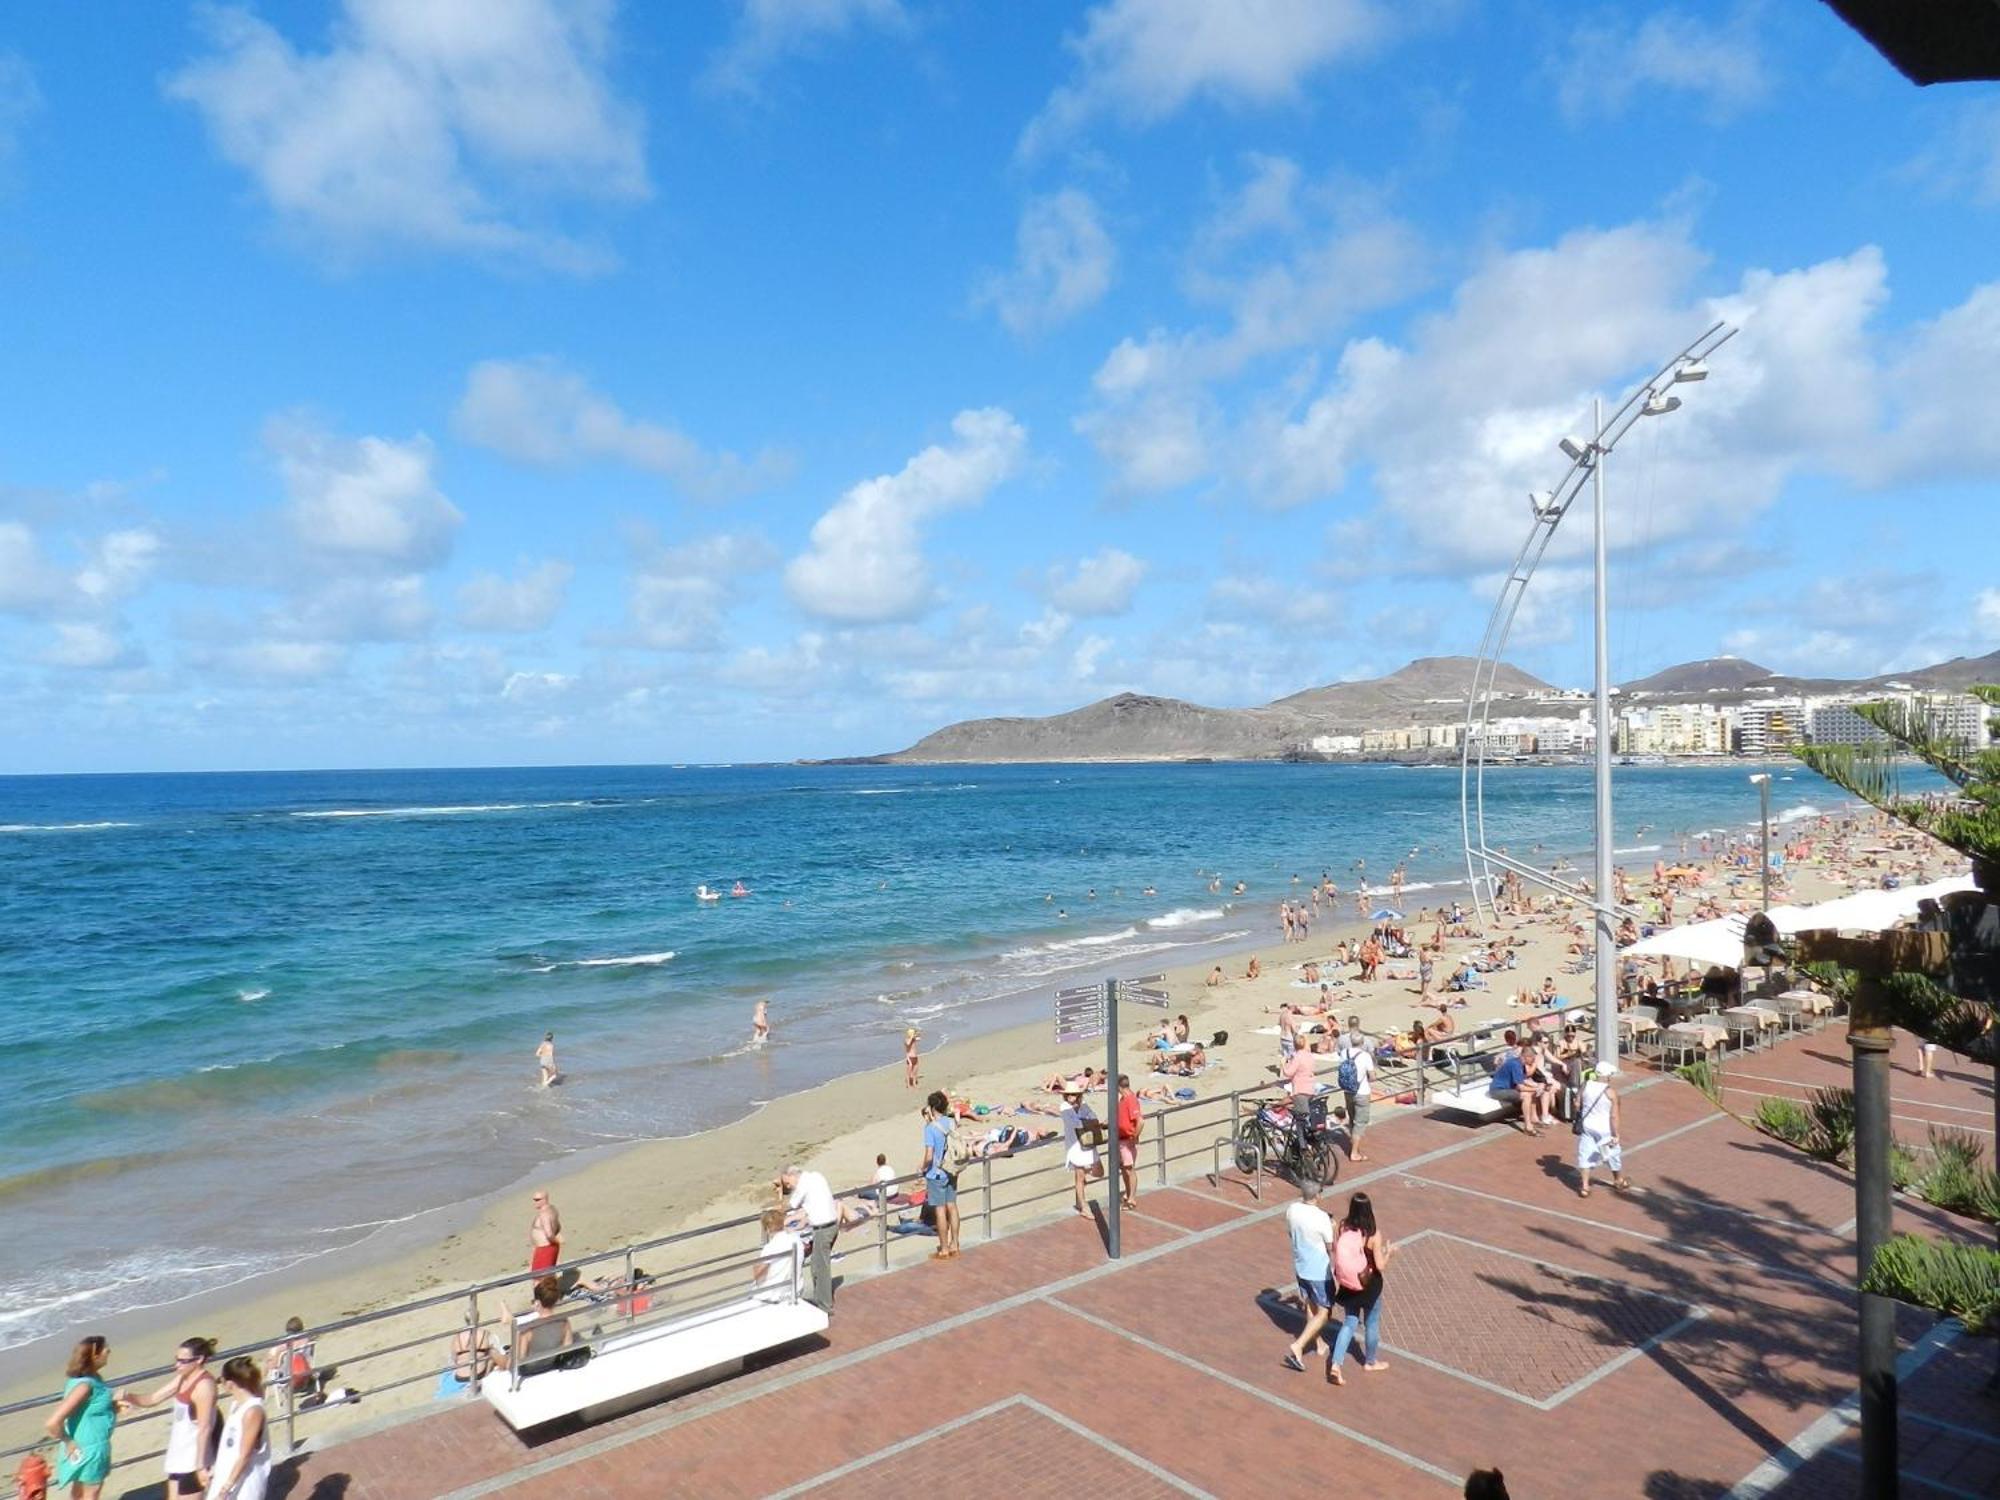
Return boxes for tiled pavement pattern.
[117,1027,1990,1499]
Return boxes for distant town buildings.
[1315,688,1992,761]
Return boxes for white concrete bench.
[483,1295,829,1431]
[1430,1079,1515,1120]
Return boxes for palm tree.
[1791,686,2000,1474]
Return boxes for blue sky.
[3,0,1998,773]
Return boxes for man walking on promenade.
[781,1163,840,1311]
[528,1190,562,1272]
[1282,1180,1335,1371]
[1335,1025,1374,1164]
[1115,1074,1142,1210]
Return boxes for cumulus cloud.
[269,416,463,570]
[628,532,776,651]
[1979,589,2000,637]
[1554,9,1770,123]
[704,0,905,95]
[0,519,161,620]
[274,574,435,642]
[1022,0,1385,157]
[786,409,1027,623]
[1079,163,1425,493]
[454,358,789,501]
[44,622,143,671]
[974,189,1116,337]
[166,0,646,270]
[213,639,349,682]
[457,558,573,632]
[1043,547,1146,615]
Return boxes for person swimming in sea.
[751,999,770,1046]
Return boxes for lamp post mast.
[1592,397,1618,1075]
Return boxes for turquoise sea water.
[0,760,1850,1349]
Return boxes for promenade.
[222,1029,1992,1499]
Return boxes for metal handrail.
[0,1080,1258,1476]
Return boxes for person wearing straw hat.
[1059,1083,1104,1215]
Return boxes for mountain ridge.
[844,648,1998,765]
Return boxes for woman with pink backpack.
[1327,1191,1394,1386]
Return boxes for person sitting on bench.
[513,1276,575,1373]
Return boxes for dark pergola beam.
[1821,0,2000,84]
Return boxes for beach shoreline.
[2,791,1951,1450]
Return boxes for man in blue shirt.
[1486,1031,1547,1136]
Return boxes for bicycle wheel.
[1306,1140,1336,1189]
[1231,1126,1263,1177]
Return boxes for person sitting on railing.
[436,1305,507,1398]
[513,1277,574,1372]
[752,1208,804,1304]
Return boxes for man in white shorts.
[1059,1084,1104,1215]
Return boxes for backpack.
[1336,1053,1360,1095]
[1333,1226,1369,1293]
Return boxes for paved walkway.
[219,1028,1990,1500]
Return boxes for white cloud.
[1079,171,1425,493]
[1554,10,1769,123]
[629,532,776,651]
[216,639,349,682]
[269,417,463,570]
[501,669,573,703]
[974,189,1116,336]
[166,0,646,270]
[44,622,143,671]
[457,558,573,632]
[0,519,162,625]
[455,359,788,501]
[1206,571,1338,630]
[1022,0,1385,156]
[786,408,1027,623]
[0,51,40,163]
[1978,589,2000,637]
[0,521,65,615]
[1908,98,2000,207]
[1044,547,1147,615]
[276,574,435,642]
[1019,608,1072,648]
[704,0,905,96]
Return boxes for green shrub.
[1754,1096,1812,1146]
[1890,1139,1920,1192]
[1912,1129,2000,1224]
[1861,1233,2000,1336]
[1803,1086,1856,1164]
[1676,1059,1722,1103]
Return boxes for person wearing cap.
[778,1164,839,1311]
[1059,1083,1104,1215]
[1573,1068,1631,1198]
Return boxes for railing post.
[465,1289,481,1396]
[282,1358,297,1455]
[877,1189,890,1269]
[981,1156,994,1239]
[1154,1110,1168,1186]
[622,1246,635,1325]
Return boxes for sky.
[3,0,1999,773]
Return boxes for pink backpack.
[1333,1226,1369,1292]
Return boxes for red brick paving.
[229,1027,1993,1500]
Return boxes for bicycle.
[1231,1093,1338,1189]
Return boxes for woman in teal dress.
[43,1335,116,1499]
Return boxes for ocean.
[0,759,1853,1349]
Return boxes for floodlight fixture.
[1558,436,1589,461]
[1642,393,1683,416]
[1671,360,1708,383]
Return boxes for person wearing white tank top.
[118,1337,218,1496]
[205,1357,272,1500]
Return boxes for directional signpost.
[1050,973,1171,1259]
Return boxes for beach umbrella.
[1369,908,1403,922]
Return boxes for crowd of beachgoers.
[16,801,1972,1497]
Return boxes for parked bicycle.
[1231,1092,1338,1188]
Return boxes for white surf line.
[435,1107,1528,1499]
[1049,1297,1463,1489]
[1723,1319,1965,1500]
[765,1394,1215,1499]
[1721,1072,1994,1119]
[1720,1084,1994,1136]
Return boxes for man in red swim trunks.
[528,1190,562,1272]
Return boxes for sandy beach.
[0,802,1963,1464]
